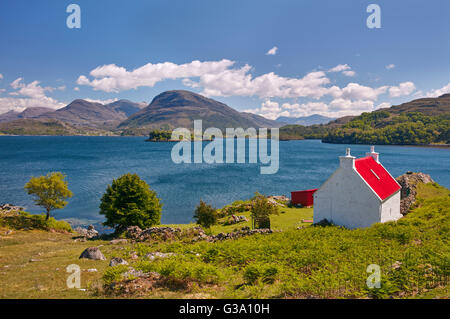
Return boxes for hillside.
[280,94,450,145]
[0,179,448,299]
[0,107,54,123]
[0,118,116,136]
[36,99,128,128]
[105,99,146,118]
[119,90,282,131]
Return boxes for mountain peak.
[120,90,281,130]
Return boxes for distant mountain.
[119,90,282,131]
[37,99,128,128]
[277,114,335,126]
[0,110,20,123]
[0,119,114,136]
[18,107,54,118]
[105,99,146,117]
[0,107,54,123]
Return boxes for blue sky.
[0,0,449,119]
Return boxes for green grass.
[0,182,448,299]
[162,206,313,235]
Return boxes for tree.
[24,172,73,220]
[193,200,218,229]
[250,193,279,229]
[99,173,162,231]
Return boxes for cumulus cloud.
[389,81,416,97]
[426,82,450,97]
[76,58,419,119]
[331,83,388,101]
[328,64,351,73]
[0,73,3,80]
[77,59,235,93]
[385,64,396,70]
[74,86,80,91]
[266,46,278,56]
[0,78,65,114]
[244,97,375,119]
[342,70,356,77]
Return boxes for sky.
[0,0,449,119]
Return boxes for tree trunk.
[46,208,50,220]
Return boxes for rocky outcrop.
[125,225,274,243]
[0,204,23,216]
[79,247,106,260]
[224,215,248,225]
[109,257,128,267]
[74,225,99,239]
[396,172,435,215]
[125,226,206,242]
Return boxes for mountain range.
[276,114,335,126]
[0,91,449,136]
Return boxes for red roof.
[355,156,400,200]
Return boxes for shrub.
[103,265,129,285]
[99,173,162,231]
[250,193,278,229]
[193,200,218,229]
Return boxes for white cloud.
[0,73,3,80]
[328,64,351,73]
[389,81,416,97]
[266,46,278,56]
[245,98,375,119]
[84,98,118,105]
[342,70,356,77]
[77,59,235,93]
[331,83,388,101]
[385,64,396,70]
[74,86,80,91]
[426,82,450,97]
[0,78,65,114]
[375,102,391,110]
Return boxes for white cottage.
[313,146,402,229]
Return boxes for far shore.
[1,134,449,149]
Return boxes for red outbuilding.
[291,188,318,207]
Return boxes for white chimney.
[366,145,379,163]
[339,148,355,169]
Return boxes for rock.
[79,247,106,260]
[87,268,98,272]
[129,251,139,260]
[125,226,182,242]
[29,259,42,262]
[144,252,176,260]
[392,261,402,270]
[396,172,435,215]
[109,257,129,267]
[110,239,128,245]
[74,225,99,239]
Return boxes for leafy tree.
[24,172,73,220]
[250,193,279,229]
[99,173,162,231]
[193,200,218,229]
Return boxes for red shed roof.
[355,156,401,200]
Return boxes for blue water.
[0,136,448,225]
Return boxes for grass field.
[0,183,448,299]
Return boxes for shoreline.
[1,134,449,148]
